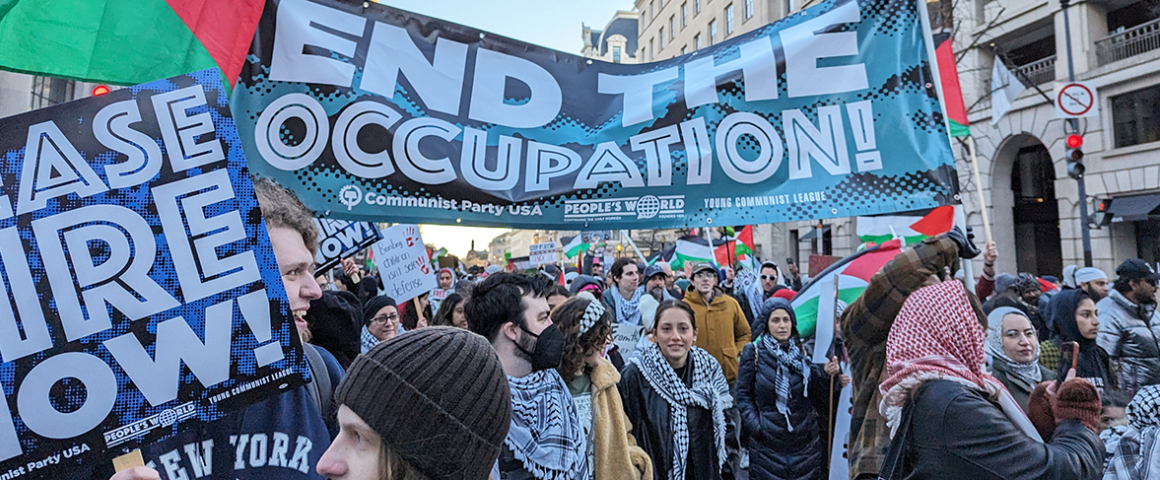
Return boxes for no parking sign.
[1055,81,1099,118]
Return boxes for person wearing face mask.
[985,307,1056,412]
[603,258,644,325]
[467,273,589,480]
[1051,288,1120,393]
[553,297,653,480]
[737,298,842,480]
[618,301,733,480]
[1097,259,1160,398]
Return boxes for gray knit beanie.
[335,327,511,479]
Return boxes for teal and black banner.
[233,0,959,229]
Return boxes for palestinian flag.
[792,239,903,337]
[561,235,590,258]
[856,206,954,246]
[715,225,755,266]
[0,0,264,87]
[671,235,720,269]
[934,32,970,138]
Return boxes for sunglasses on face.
[761,275,776,280]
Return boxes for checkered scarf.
[505,369,589,480]
[611,287,643,325]
[360,326,378,354]
[879,281,1041,442]
[760,335,810,431]
[1106,385,1160,480]
[631,342,732,480]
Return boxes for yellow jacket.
[590,358,652,480]
[684,288,752,383]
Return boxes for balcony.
[1014,55,1056,87]
[1096,17,1160,66]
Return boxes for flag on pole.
[714,225,756,267]
[672,235,719,269]
[792,239,903,337]
[856,206,955,245]
[0,0,264,87]
[990,58,1027,126]
[561,235,590,258]
[934,33,970,137]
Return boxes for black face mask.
[515,323,565,371]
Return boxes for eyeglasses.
[760,275,776,280]
[371,313,400,324]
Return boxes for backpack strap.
[877,397,916,480]
[302,344,334,420]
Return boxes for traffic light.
[1066,134,1085,179]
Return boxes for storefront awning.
[1108,194,1160,222]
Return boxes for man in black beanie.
[467,273,589,480]
[318,327,512,480]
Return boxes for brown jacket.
[685,288,752,383]
[590,358,653,480]
[839,236,971,478]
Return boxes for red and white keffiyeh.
[878,280,1042,442]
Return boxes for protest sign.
[529,242,557,266]
[0,69,309,477]
[313,218,384,274]
[611,323,646,358]
[370,224,436,303]
[233,0,959,230]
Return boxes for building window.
[681,3,688,27]
[745,0,754,18]
[709,19,717,44]
[725,5,734,35]
[650,0,656,19]
[650,38,655,60]
[613,46,622,63]
[30,76,76,110]
[695,0,701,15]
[681,45,688,55]
[659,28,665,49]
[669,16,675,38]
[1112,85,1160,148]
[694,33,702,49]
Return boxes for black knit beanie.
[362,295,396,326]
[335,327,512,480]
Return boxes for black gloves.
[945,226,981,260]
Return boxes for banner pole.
[703,227,717,267]
[967,136,993,243]
[620,230,648,264]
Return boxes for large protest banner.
[313,218,383,274]
[231,0,960,230]
[0,69,310,477]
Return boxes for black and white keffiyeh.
[360,326,378,354]
[580,300,605,334]
[631,342,732,480]
[506,369,589,480]
[1105,385,1160,480]
[760,335,811,431]
[612,288,643,325]
[735,269,765,322]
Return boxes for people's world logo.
[339,184,362,210]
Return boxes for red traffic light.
[1066,134,1083,149]
[91,85,110,96]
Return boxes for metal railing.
[1095,17,1160,66]
[1015,55,1056,86]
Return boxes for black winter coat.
[737,339,830,480]
[897,379,1103,480]
[619,355,720,480]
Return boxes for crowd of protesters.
[109,179,1160,480]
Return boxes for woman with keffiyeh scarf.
[1104,385,1160,480]
[736,298,838,480]
[876,280,1104,480]
[618,300,732,480]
